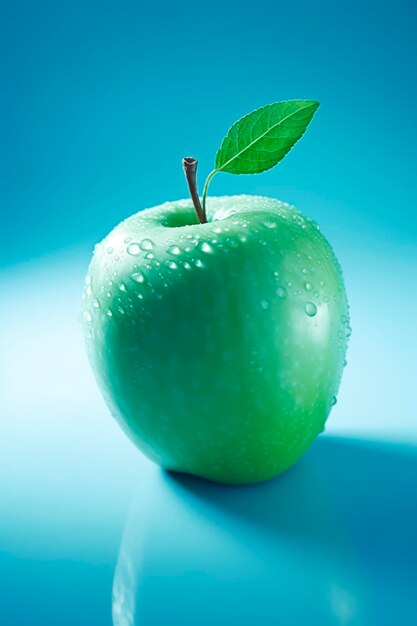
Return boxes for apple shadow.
[167,436,417,566]
[113,436,417,626]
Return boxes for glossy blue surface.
[1,0,416,624]
[114,438,417,625]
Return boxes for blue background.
[1,1,416,624]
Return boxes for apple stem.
[182,157,207,224]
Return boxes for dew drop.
[127,243,141,256]
[83,311,92,323]
[199,241,213,254]
[213,226,222,234]
[260,300,270,310]
[305,282,313,291]
[119,283,127,292]
[139,238,154,251]
[331,396,337,406]
[131,271,145,283]
[92,299,100,309]
[107,247,113,255]
[167,245,181,255]
[194,259,204,268]
[182,261,192,270]
[341,314,348,324]
[144,252,154,259]
[346,325,352,337]
[263,218,277,229]
[305,302,317,317]
[212,207,237,221]
[277,286,287,299]
[106,308,113,317]
[167,260,178,270]
[124,236,132,244]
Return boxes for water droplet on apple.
[144,252,154,259]
[199,241,213,254]
[212,207,237,221]
[276,286,287,299]
[92,299,100,309]
[139,238,154,251]
[167,260,178,270]
[182,261,192,270]
[263,218,277,229]
[119,283,127,292]
[331,396,337,406]
[305,282,313,291]
[107,247,113,254]
[346,325,352,337]
[341,314,348,324]
[83,311,92,323]
[260,300,269,310]
[194,259,204,268]
[124,236,132,243]
[127,243,141,256]
[85,284,92,296]
[167,245,181,255]
[305,302,317,317]
[302,268,307,274]
[213,226,222,234]
[131,271,145,283]
[106,308,113,317]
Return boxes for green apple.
[82,194,350,484]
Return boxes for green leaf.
[214,100,319,175]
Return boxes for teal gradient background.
[1,1,416,624]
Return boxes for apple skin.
[82,195,350,484]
